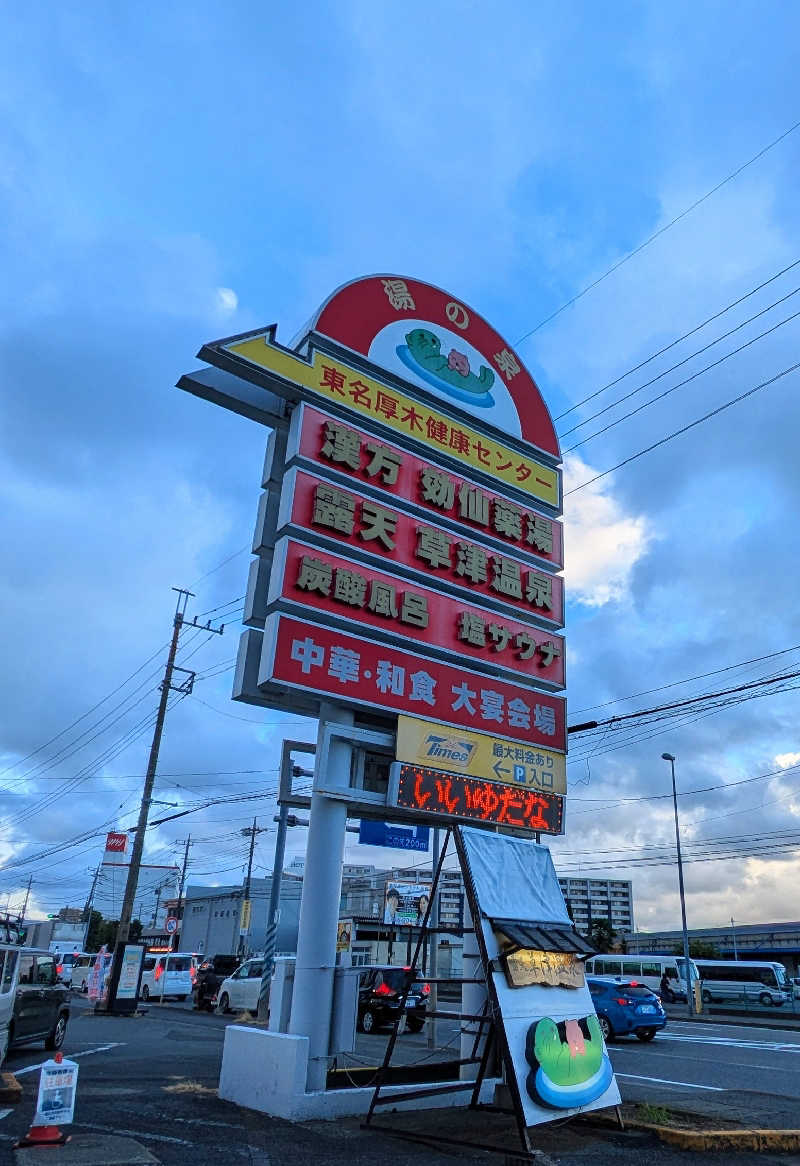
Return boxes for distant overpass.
[624,920,800,975]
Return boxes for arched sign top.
[308,274,561,460]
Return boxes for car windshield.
[620,984,656,998]
[167,958,191,972]
[381,969,425,991]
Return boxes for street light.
[661,752,694,1016]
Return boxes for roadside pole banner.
[33,1058,78,1127]
[260,613,566,748]
[396,715,567,793]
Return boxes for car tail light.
[615,997,633,1006]
[420,983,430,995]
[155,964,163,981]
[374,982,396,997]
[56,965,63,975]
[190,966,197,983]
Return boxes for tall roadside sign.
[179,274,568,1101]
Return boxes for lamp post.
[661,753,693,1016]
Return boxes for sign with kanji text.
[396,716,566,794]
[269,538,565,690]
[259,614,566,748]
[276,466,564,629]
[287,403,563,570]
[209,332,560,507]
[306,276,560,456]
[390,763,564,836]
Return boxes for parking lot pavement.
[4,999,800,1164]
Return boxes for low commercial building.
[625,921,800,976]
[148,877,303,957]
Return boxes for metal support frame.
[362,826,542,1162]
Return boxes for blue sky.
[2,2,800,933]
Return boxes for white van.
[51,950,89,989]
[140,952,194,1001]
[0,944,21,1064]
[584,953,699,1002]
[694,959,791,1007]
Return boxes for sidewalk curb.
[666,1011,800,1033]
[582,1112,800,1152]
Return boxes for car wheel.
[636,1028,657,1042]
[759,992,774,1006]
[406,1017,425,1033]
[597,1014,614,1042]
[359,1008,377,1034]
[141,985,150,1002]
[702,990,712,1003]
[218,993,231,1014]
[45,1015,67,1051]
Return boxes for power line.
[554,257,800,422]
[559,282,800,439]
[190,546,249,589]
[565,360,800,495]
[515,116,800,344]
[563,304,800,453]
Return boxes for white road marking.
[12,1042,124,1076]
[76,1122,194,1146]
[615,1072,725,1091]
[658,1033,800,1052]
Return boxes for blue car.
[587,976,666,1042]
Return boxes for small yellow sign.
[239,899,252,931]
[396,716,566,794]
[336,919,353,953]
[225,334,560,507]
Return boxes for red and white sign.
[307,275,560,457]
[289,403,563,570]
[270,538,565,689]
[165,917,178,935]
[260,614,567,750]
[102,831,129,866]
[278,466,564,628]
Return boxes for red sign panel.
[308,275,561,458]
[282,467,564,628]
[291,404,563,570]
[272,538,565,689]
[262,614,567,750]
[105,832,128,852]
[392,764,564,836]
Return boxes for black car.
[193,954,240,1011]
[358,966,429,1034]
[587,976,666,1042]
[6,949,70,1058]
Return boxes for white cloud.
[215,286,238,316]
[775,752,800,769]
[562,454,652,606]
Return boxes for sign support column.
[289,702,353,1092]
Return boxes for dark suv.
[7,950,70,1056]
[358,966,429,1034]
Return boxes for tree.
[589,920,616,952]
[86,914,143,950]
[673,939,719,959]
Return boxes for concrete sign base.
[218,1025,500,1121]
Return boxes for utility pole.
[104,588,223,1011]
[171,837,192,952]
[20,876,33,922]
[238,819,267,958]
[731,916,739,960]
[81,865,101,950]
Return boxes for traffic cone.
[14,1052,70,1149]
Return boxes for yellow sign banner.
[396,716,566,794]
[225,334,560,507]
